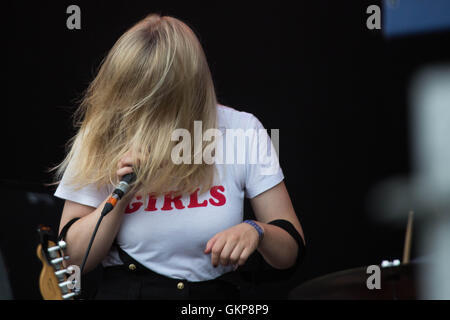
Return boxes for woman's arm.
[204,181,305,270]
[58,195,132,274]
[250,181,305,269]
[58,152,138,273]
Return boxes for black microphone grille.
[121,173,136,184]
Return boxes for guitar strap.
[56,218,139,269]
[57,217,146,269]
[57,217,81,242]
[112,239,148,270]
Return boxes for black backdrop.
[3,0,450,299]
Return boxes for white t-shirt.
[54,105,284,281]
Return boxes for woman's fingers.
[218,240,237,266]
[210,239,249,267]
[229,243,245,265]
[116,166,134,180]
[210,238,227,267]
[205,223,261,268]
[204,234,218,254]
[118,150,142,169]
[117,150,144,181]
[238,247,251,266]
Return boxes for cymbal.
[289,263,418,300]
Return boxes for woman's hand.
[117,150,140,180]
[117,150,142,201]
[204,222,262,268]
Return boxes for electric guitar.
[36,225,78,300]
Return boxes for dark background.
[2,0,450,299]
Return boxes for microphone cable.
[79,173,136,275]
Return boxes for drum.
[289,262,418,300]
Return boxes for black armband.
[57,217,81,242]
[267,219,306,265]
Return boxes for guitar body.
[37,242,63,300]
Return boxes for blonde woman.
[54,13,305,300]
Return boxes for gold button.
[177,282,184,290]
[128,263,136,271]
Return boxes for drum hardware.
[290,211,418,300]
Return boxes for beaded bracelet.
[243,220,264,241]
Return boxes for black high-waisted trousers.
[94,246,240,300]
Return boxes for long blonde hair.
[53,13,218,196]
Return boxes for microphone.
[113,172,137,199]
[101,172,136,217]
